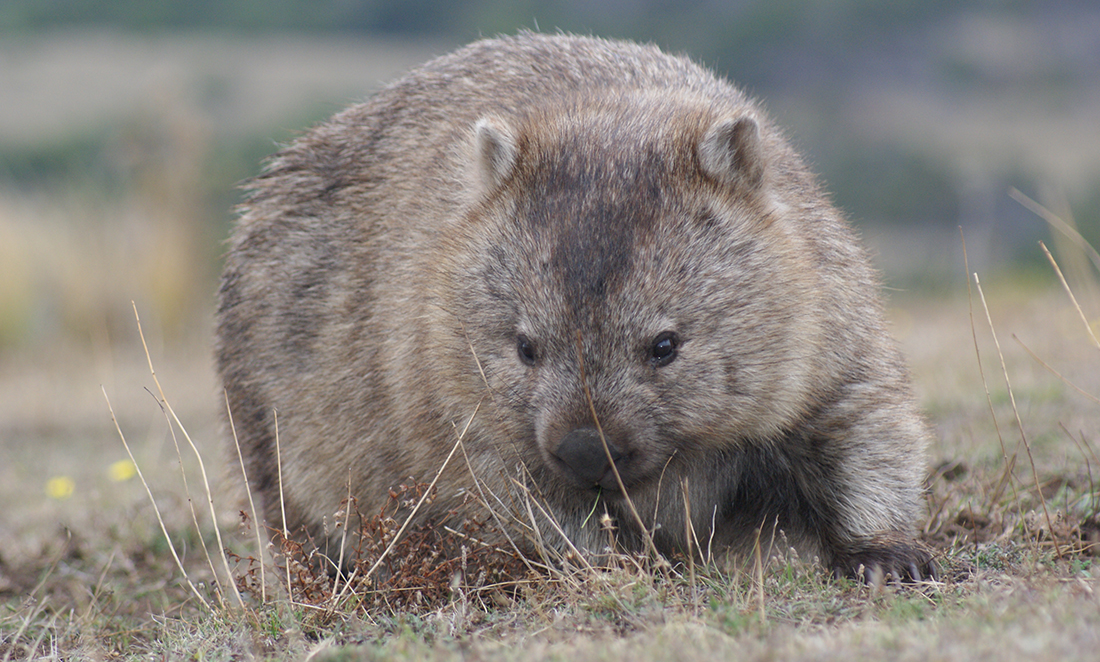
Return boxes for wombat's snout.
[553,427,630,490]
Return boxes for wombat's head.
[451,96,822,498]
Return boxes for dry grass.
[3,214,1100,660]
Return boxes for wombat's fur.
[217,33,934,580]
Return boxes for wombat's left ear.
[698,116,765,192]
[474,116,518,191]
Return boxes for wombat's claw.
[908,561,922,582]
[832,536,936,584]
[897,557,938,583]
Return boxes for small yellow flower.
[46,476,75,500]
[108,459,137,482]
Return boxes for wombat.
[217,32,935,581]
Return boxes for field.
[2,31,1100,661]
[2,248,1099,660]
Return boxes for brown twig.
[1039,241,1100,351]
[1011,188,1100,276]
[132,302,243,610]
[974,275,1063,560]
[363,404,480,582]
[575,331,669,571]
[225,391,266,604]
[960,229,1018,511]
[103,386,212,612]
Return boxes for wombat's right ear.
[474,116,518,191]
[698,116,765,193]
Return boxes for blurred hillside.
[0,0,1098,355]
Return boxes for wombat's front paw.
[830,533,937,584]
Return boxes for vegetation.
[2,223,1098,658]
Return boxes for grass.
[2,222,1100,660]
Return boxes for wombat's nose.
[553,427,625,490]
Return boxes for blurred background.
[1,0,1098,484]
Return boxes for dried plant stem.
[1011,188,1100,275]
[1059,423,1096,517]
[2,597,49,662]
[274,408,292,598]
[453,426,543,578]
[462,338,547,576]
[2,532,69,662]
[1069,425,1099,468]
[152,390,225,610]
[681,477,698,615]
[132,302,244,610]
[706,505,718,567]
[363,403,480,582]
[960,229,1018,510]
[226,391,266,603]
[1013,335,1100,406]
[753,524,765,623]
[25,614,55,662]
[1039,241,1100,351]
[81,549,117,623]
[333,472,354,590]
[974,275,1063,560]
[576,332,668,570]
[328,565,362,615]
[510,476,596,574]
[103,386,211,612]
[325,471,365,615]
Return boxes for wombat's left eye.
[650,331,679,366]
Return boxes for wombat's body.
[217,33,934,579]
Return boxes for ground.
[2,270,1098,661]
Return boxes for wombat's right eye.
[650,331,679,367]
[516,334,538,366]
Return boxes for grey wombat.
[217,32,934,581]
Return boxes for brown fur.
[216,32,934,580]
